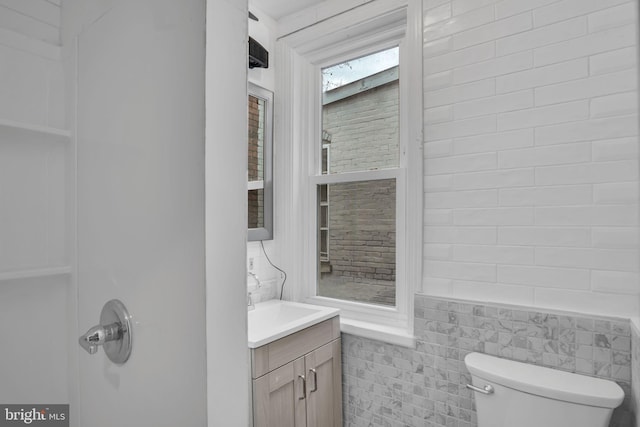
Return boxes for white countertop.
[248,299,340,348]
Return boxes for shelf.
[0,28,61,61]
[0,266,72,281]
[0,118,71,142]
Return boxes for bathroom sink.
[248,300,339,348]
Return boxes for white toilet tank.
[464,352,624,427]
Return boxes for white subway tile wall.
[422,0,640,317]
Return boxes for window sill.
[339,317,415,348]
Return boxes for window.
[248,93,265,229]
[304,33,418,335]
[316,47,400,307]
[276,0,422,345]
[247,83,273,241]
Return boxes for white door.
[75,1,210,425]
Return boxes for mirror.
[248,83,273,241]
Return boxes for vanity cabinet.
[251,316,342,427]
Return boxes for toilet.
[464,352,624,427]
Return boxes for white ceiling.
[251,0,327,20]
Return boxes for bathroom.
[0,0,638,426]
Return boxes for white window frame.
[275,0,423,347]
[248,83,274,241]
[307,42,409,339]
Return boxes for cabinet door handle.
[309,368,318,393]
[297,375,306,400]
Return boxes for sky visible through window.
[322,46,399,92]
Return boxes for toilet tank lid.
[464,352,624,409]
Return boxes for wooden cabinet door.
[305,338,343,427]
[253,357,306,427]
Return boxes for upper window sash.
[305,37,408,316]
[314,45,408,175]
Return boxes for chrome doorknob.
[79,322,123,355]
[78,299,133,364]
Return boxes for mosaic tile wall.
[632,323,640,427]
[342,294,635,427]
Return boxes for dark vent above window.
[249,37,269,69]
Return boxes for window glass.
[322,47,399,90]
[248,94,265,182]
[248,94,265,229]
[317,179,396,306]
[248,189,264,229]
[317,47,400,306]
[321,47,400,174]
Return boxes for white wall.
[249,5,277,91]
[0,0,69,404]
[206,0,251,425]
[247,5,282,302]
[422,0,639,318]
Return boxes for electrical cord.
[260,240,287,300]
